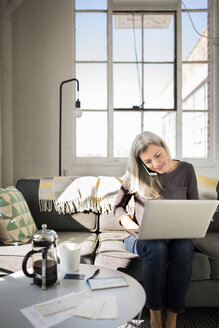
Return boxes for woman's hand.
[120,215,140,231]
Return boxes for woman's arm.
[187,164,199,199]
[114,184,139,230]
[120,214,140,230]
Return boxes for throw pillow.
[196,175,218,200]
[0,186,37,245]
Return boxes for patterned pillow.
[0,186,37,245]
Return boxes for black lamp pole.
[59,78,80,176]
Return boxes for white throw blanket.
[39,176,135,215]
[54,176,133,214]
[54,176,98,214]
[39,176,76,212]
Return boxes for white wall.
[12,0,74,182]
[11,0,219,183]
[0,1,15,187]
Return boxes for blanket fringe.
[39,200,53,212]
[54,195,135,216]
[55,197,98,214]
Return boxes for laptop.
[129,199,219,240]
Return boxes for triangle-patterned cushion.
[0,186,37,245]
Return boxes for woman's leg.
[150,309,163,328]
[136,239,169,312]
[166,239,194,315]
[123,237,194,327]
[124,236,168,327]
[165,310,177,328]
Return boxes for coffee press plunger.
[22,224,58,290]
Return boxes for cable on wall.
[181,0,219,45]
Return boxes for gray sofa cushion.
[0,243,32,274]
[210,258,219,279]
[186,280,219,307]
[95,252,143,281]
[95,248,211,282]
[195,233,219,258]
[57,232,98,264]
[95,232,211,281]
[99,212,125,232]
[69,212,98,232]
[95,251,211,282]
[96,231,129,253]
[207,211,219,232]
[0,232,98,275]
[95,231,143,281]
[191,252,211,280]
[195,233,219,279]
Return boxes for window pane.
[182,12,208,61]
[182,63,208,109]
[182,112,209,158]
[144,64,174,109]
[113,64,142,108]
[113,14,142,62]
[76,64,107,109]
[76,112,107,157]
[76,13,107,61]
[75,0,107,10]
[114,112,141,157]
[181,0,208,10]
[183,81,208,110]
[144,14,174,62]
[143,112,176,158]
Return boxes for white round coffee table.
[0,264,146,328]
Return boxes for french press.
[22,224,58,290]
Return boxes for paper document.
[72,296,104,318]
[34,291,86,316]
[21,291,118,328]
[20,306,73,328]
[72,295,118,319]
[97,296,118,319]
[88,276,128,290]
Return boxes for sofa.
[0,177,219,308]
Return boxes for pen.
[86,269,100,282]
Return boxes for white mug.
[58,242,81,272]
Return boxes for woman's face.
[139,144,170,174]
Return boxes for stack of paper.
[72,295,118,319]
[21,291,118,328]
[34,291,86,316]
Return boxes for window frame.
[72,0,216,169]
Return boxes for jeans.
[124,235,194,313]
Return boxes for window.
[113,13,175,109]
[74,0,214,165]
[182,5,210,158]
[75,10,107,157]
[113,12,176,157]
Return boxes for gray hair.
[124,131,171,199]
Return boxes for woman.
[114,131,198,328]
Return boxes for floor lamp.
[59,78,81,176]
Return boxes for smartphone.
[141,161,157,176]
